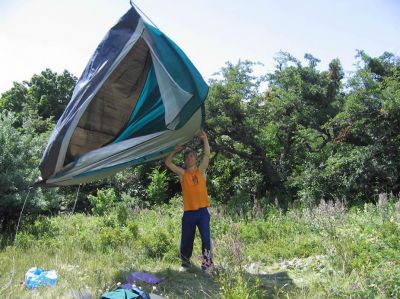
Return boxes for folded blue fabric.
[125,272,162,285]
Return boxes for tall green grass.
[1,195,399,298]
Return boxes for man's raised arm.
[198,130,210,172]
[165,145,185,176]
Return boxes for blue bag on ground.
[24,267,58,289]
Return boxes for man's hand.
[198,130,210,172]
[174,144,184,152]
[197,130,207,141]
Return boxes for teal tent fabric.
[114,65,165,142]
[101,287,150,299]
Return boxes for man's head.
[183,147,197,168]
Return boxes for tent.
[37,6,208,186]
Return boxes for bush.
[78,229,99,252]
[99,227,130,252]
[115,203,129,226]
[141,229,173,259]
[88,188,117,216]
[126,220,139,238]
[15,232,36,249]
[146,167,168,205]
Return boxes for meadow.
[1,194,399,298]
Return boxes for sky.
[0,0,400,93]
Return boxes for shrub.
[146,167,168,206]
[99,227,130,252]
[141,229,173,259]
[88,188,117,216]
[15,232,36,249]
[126,220,139,238]
[115,203,129,226]
[78,229,99,252]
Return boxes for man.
[165,130,213,271]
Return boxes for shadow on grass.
[243,271,297,298]
[113,265,299,299]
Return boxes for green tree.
[329,51,400,199]
[0,69,77,122]
[263,52,345,203]
[205,55,345,206]
[206,60,281,206]
[0,82,28,113]
[288,51,400,204]
[27,69,77,120]
[0,111,60,230]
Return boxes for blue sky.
[1,0,399,93]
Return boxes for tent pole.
[130,1,159,29]
[70,184,82,215]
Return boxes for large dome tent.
[37,3,208,187]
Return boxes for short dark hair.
[183,147,197,159]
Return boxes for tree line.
[1,50,399,229]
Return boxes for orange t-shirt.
[181,169,209,211]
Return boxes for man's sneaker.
[181,260,191,269]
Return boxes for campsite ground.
[1,196,399,298]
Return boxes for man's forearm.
[203,136,210,156]
[165,150,177,166]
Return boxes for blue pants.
[180,207,212,267]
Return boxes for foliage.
[1,50,400,225]
[146,167,168,205]
[0,82,28,113]
[204,54,345,207]
[0,111,61,230]
[204,51,400,205]
[88,188,117,216]
[0,69,77,122]
[140,228,174,259]
[288,51,400,204]
[206,60,282,204]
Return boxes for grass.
[1,195,400,298]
